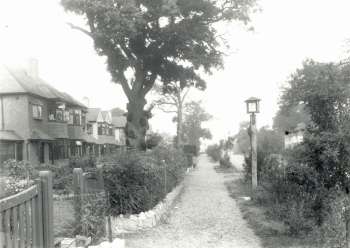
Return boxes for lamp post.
[245,97,261,190]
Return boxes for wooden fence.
[0,171,53,248]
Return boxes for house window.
[73,110,81,125]
[56,109,64,121]
[87,123,93,134]
[64,110,70,123]
[81,112,86,129]
[32,105,42,119]
[68,110,74,124]
[48,102,68,122]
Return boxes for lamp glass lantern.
[245,97,261,114]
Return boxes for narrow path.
[125,155,262,248]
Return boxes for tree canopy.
[61,0,257,149]
[182,101,212,149]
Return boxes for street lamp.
[245,97,261,190]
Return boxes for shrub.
[219,153,232,168]
[37,156,97,194]
[206,144,221,162]
[77,193,106,244]
[145,132,163,149]
[1,160,35,198]
[305,190,347,248]
[101,144,187,216]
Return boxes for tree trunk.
[176,104,183,148]
[125,96,148,150]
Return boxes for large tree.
[61,0,256,150]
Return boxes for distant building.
[0,60,123,165]
[284,123,306,149]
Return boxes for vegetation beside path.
[214,165,316,248]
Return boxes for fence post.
[39,171,53,248]
[73,168,84,231]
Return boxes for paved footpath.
[125,155,262,248]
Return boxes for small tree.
[182,101,212,151]
[153,81,192,148]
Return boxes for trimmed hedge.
[100,144,187,216]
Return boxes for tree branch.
[66,23,92,37]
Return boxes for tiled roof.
[87,108,101,122]
[0,130,23,141]
[0,64,86,108]
[112,116,127,128]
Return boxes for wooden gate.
[0,171,53,248]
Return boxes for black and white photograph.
[1,0,350,247]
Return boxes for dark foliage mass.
[101,144,187,216]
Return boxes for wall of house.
[1,94,30,139]
[92,122,98,139]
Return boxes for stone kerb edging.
[107,181,185,236]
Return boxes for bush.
[206,144,221,162]
[1,160,35,198]
[145,132,163,149]
[311,191,347,248]
[37,156,97,194]
[219,153,232,168]
[101,144,187,216]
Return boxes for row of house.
[0,60,126,165]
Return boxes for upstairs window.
[32,105,42,120]
[48,102,66,122]
[68,110,74,124]
[73,110,81,125]
[56,109,64,121]
[64,110,70,123]
[86,123,93,134]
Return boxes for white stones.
[108,183,184,236]
[112,238,125,248]
[138,212,146,220]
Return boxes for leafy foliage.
[253,60,350,239]
[61,0,257,149]
[101,143,187,216]
[145,131,163,149]
[182,101,212,149]
[219,153,233,168]
[206,144,222,162]
[240,126,283,181]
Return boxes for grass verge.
[217,166,315,248]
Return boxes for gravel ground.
[125,155,262,248]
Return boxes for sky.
[1,0,350,144]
